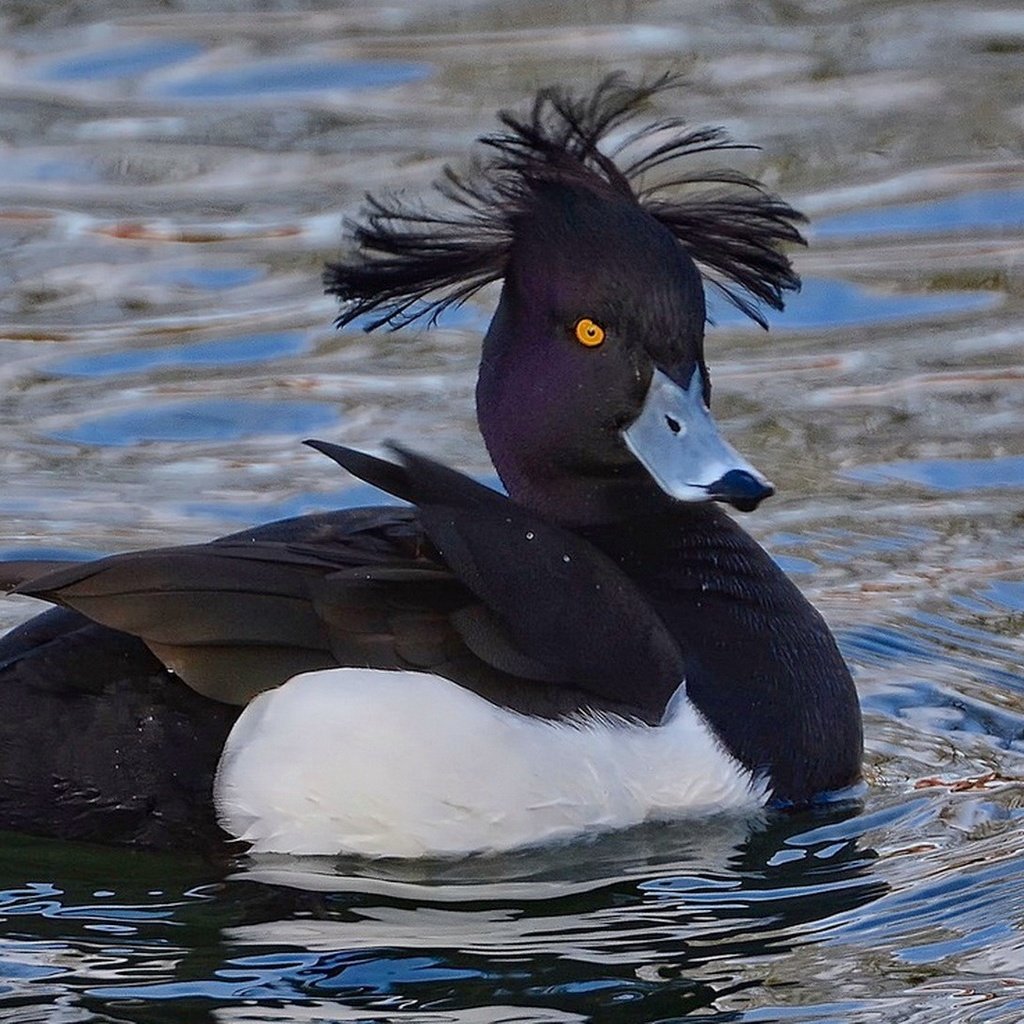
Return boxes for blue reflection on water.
[52,399,337,446]
[0,547,100,562]
[0,959,62,983]
[155,60,432,99]
[161,266,263,290]
[844,455,1024,491]
[707,276,998,330]
[50,331,309,378]
[771,554,819,576]
[42,41,202,81]
[977,580,1024,613]
[815,189,1024,238]
[87,949,481,1002]
[0,156,102,185]
[844,607,1024,741]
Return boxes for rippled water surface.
[1,1,1023,1021]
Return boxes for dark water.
[1,1,1023,1020]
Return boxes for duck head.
[476,178,774,523]
[325,74,805,525]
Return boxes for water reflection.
[51,399,339,447]
[845,455,1024,492]
[50,330,308,378]
[41,41,203,82]
[0,809,884,1021]
[152,60,433,100]
[708,276,1000,331]
[815,188,1024,238]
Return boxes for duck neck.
[476,296,659,527]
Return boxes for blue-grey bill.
[622,368,774,511]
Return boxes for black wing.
[4,506,458,706]
[4,446,684,720]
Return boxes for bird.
[0,74,862,857]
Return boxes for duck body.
[213,475,858,858]
[1,443,859,854]
[0,76,863,855]
[0,606,235,849]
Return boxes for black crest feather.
[324,73,806,331]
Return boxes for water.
[1,0,1023,1020]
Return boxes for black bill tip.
[707,469,775,512]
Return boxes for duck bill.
[622,368,774,512]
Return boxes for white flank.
[214,668,766,858]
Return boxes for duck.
[0,75,863,857]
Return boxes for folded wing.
[5,445,684,719]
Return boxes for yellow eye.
[574,317,605,347]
